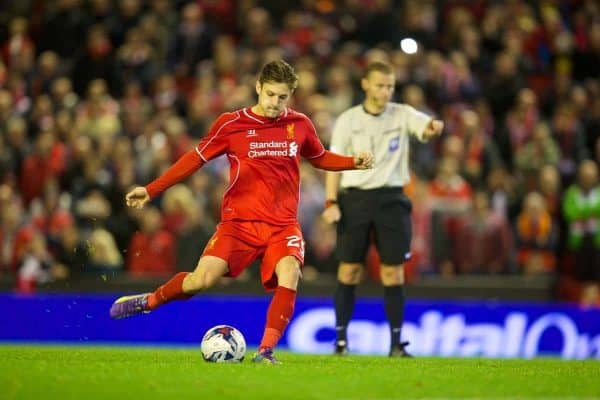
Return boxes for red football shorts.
[202,220,305,291]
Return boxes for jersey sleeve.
[329,111,351,155]
[300,116,326,159]
[195,112,238,161]
[403,105,432,142]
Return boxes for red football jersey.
[195,107,326,225]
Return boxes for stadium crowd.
[0,0,598,306]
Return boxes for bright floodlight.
[400,38,418,54]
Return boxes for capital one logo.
[286,307,600,359]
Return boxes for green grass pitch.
[1,345,598,399]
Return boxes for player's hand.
[423,119,444,140]
[125,186,150,209]
[354,152,374,169]
[322,204,341,224]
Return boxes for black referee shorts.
[336,187,412,265]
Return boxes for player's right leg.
[253,224,304,365]
[110,256,228,319]
[334,262,363,355]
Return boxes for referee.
[322,61,444,357]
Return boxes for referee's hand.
[354,152,374,169]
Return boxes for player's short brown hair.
[258,60,299,90]
[364,61,394,78]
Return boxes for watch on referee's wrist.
[325,199,338,209]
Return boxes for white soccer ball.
[200,325,246,363]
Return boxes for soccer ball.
[200,325,246,363]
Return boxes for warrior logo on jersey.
[246,129,258,137]
[286,123,295,139]
[389,137,399,152]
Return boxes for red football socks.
[259,286,297,351]
[147,272,193,309]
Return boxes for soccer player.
[322,61,444,357]
[109,60,373,364]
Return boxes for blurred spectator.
[552,103,589,184]
[0,190,28,273]
[39,0,90,59]
[303,218,337,281]
[16,231,68,293]
[72,25,118,96]
[29,178,73,241]
[87,228,122,272]
[404,84,437,178]
[572,17,600,81]
[74,189,112,230]
[429,156,472,214]
[406,179,433,276]
[109,0,143,48]
[30,51,61,97]
[116,27,158,92]
[485,51,523,124]
[2,116,29,180]
[75,78,121,140]
[515,192,558,275]
[52,223,88,278]
[50,77,79,112]
[2,17,34,69]
[19,129,66,205]
[324,66,354,116]
[453,190,513,275]
[168,2,216,78]
[487,166,520,219]
[453,109,502,186]
[537,164,562,219]
[499,88,540,165]
[175,206,212,273]
[514,121,561,190]
[161,183,198,236]
[127,206,175,276]
[429,156,473,275]
[562,160,600,286]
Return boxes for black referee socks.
[383,285,405,348]
[334,283,357,343]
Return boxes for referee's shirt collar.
[361,102,389,117]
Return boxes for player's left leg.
[111,221,258,319]
[380,264,411,357]
[109,256,229,319]
[253,224,304,364]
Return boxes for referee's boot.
[334,340,349,356]
[389,341,413,358]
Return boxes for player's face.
[255,81,293,118]
[362,71,395,109]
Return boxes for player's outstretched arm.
[308,150,373,171]
[125,186,150,209]
[422,119,444,141]
[126,149,205,207]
